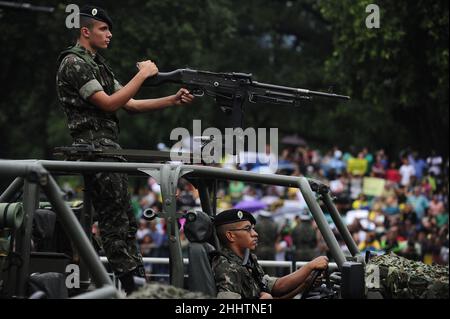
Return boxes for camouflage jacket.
[56,43,123,146]
[366,252,449,299]
[254,217,278,256]
[210,247,278,299]
[292,222,317,249]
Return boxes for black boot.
[118,271,136,295]
[132,265,148,287]
[132,265,146,279]
[118,266,147,295]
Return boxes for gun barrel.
[253,81,350,100]
[308,90,350,100]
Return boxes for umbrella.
[275,205,304,215]
[260,195,280,206]
[275,162,297,174]
[250,165,275,174]
[234,199,268,213]
[281,135,307,147]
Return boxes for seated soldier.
[211,209,329,299]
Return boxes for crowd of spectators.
[85,145,448,278]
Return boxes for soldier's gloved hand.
[259,292,273,299]
[309,256,329,271]
[173,88,195,106]
[136,60,158,78]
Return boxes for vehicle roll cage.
[0,159,361,298]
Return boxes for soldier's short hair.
[73,16,95,41]
[80,16,95,31]
[216,223,234,246]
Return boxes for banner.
[347,158,368,175]
[363,177,386,197]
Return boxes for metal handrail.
[1,159,355,293]
[100,256,339,276]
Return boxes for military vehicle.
[3,150,449,300]
[1,151,376,299]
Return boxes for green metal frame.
[1,159,360,295]
[0,160,119,299]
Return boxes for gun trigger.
[192,89,204,97]
[219,105,232,114]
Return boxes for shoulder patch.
[209,251,227,262]
[63,54,85,64]
[59,54,85,71]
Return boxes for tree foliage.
[318,0,449,154]
[0,0,447,160]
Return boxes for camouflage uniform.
[366,252,449,299]
[292,221,318,262]
[211,247,278,299]
[254,216,278,275]
[56,43,144,276]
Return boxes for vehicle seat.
[28,272,68,299]
[184,211,217,297]
[32,209,56,251]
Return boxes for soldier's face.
[86,21,112,50]
[229,221,259,251]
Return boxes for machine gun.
[143,68,350,128]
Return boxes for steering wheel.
[275,269,325,299]
[300,269,323,299]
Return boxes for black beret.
[79,5,113,30]
[214,209,256,227]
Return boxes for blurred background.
[0,1,448,272]
[0,0,448,160]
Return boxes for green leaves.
[318,0,448,154]
[0,0,447,159]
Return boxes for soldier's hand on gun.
[309,256,329,271]
[173,88,195,106]
[136,60,158,78]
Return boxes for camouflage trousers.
[90,160,144,275]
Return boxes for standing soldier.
[291,212,318,262]
[254,211,278,275]
[56,5,194,294]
